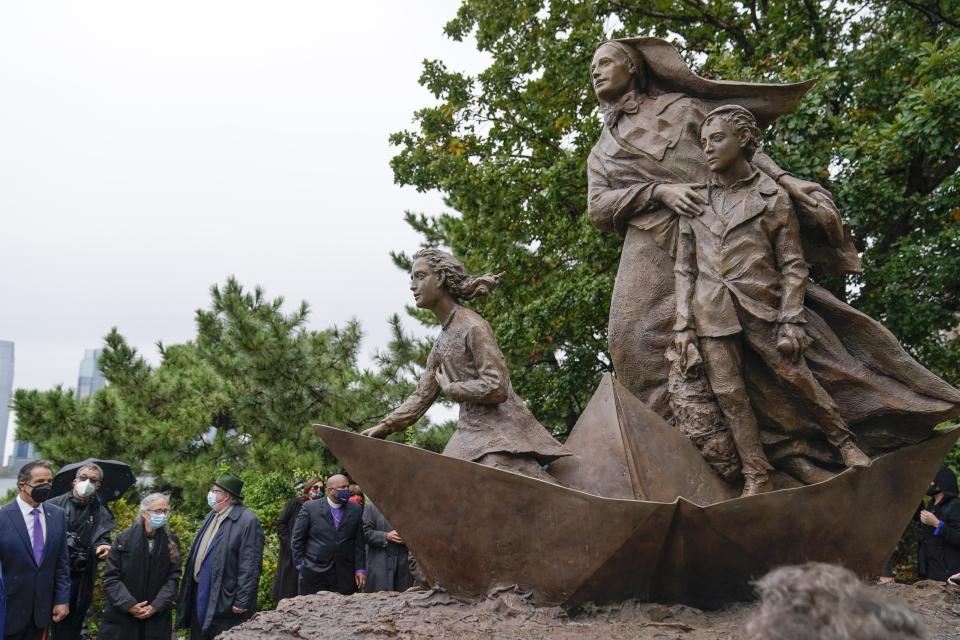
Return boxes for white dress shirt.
[16,494,47,546]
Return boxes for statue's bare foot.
[839,440,871,468]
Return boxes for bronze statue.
[588,38,960,484]
[362,249,570,482]
[314,37,960,608]
[673,104,869,495]
[587,37,826,420]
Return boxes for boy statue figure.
[673,105,871,496]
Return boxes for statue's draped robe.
[588,92,960,465]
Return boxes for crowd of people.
[0,458,956,639]
[0,462,415,640]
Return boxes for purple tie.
[332,507,342,529]
[31,508,44,565]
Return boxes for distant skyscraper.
[0,341,13,466]
[77,348,106,399]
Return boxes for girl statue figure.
[363,249,570,483]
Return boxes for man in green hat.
[176,473,264,640]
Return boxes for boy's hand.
[777,323,810,362]
[654,183,706,217]
[674,330,698,370]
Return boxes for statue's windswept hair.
[412,248,502,301]
[701,104,762,160]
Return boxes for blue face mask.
[149,514,168,528]
[207,491,219,509]
[335,489,351,503]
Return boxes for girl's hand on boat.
[362,423,392,439]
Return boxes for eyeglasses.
[146,508,170,515]
[77,476,101,483]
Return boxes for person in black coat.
[362,501,413,593]
[99,493,180,640]
[291,474,366,595]
[271,478,320,602]
[47,462,116,639]
[918,465,960,581]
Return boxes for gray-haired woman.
[363,249,569,482]
[99,493,181,640]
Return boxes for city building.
[0,341,13,467]
[77,348,106,399]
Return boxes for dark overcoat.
[98,522,180,640]
[175,504,264,634]
[918,469,960,581]
[291,499,365,594]
[46,492,115,612]
[271,496,304,601]
[362,502,413,593]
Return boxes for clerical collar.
[327,497,342,510]
[441,305,459,329]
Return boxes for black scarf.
[124,521,172,603]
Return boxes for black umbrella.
[52,458,137,502]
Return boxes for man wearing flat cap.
[176,473,264,640]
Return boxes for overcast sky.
[0,1,488,458]
[0,1,490,387]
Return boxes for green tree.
[390,0,960,433]
[13,278,427,506]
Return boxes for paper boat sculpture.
[316,374,958,608]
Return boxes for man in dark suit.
[0,460,71,640]
[292,474,366,595]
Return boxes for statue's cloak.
[616,37,814,128]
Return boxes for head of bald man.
[326,474,351,504]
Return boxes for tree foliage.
[13,278,427,504]
[390,0,960,433]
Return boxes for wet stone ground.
[220,581,960,640]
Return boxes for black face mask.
[926,485,941,497]
[28,483,53,503]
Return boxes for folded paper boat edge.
[315,415,958,608]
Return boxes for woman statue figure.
[363,249,570,482]
[588,37,959,481]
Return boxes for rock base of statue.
[315,375,958,608]
[220,582,960,640]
